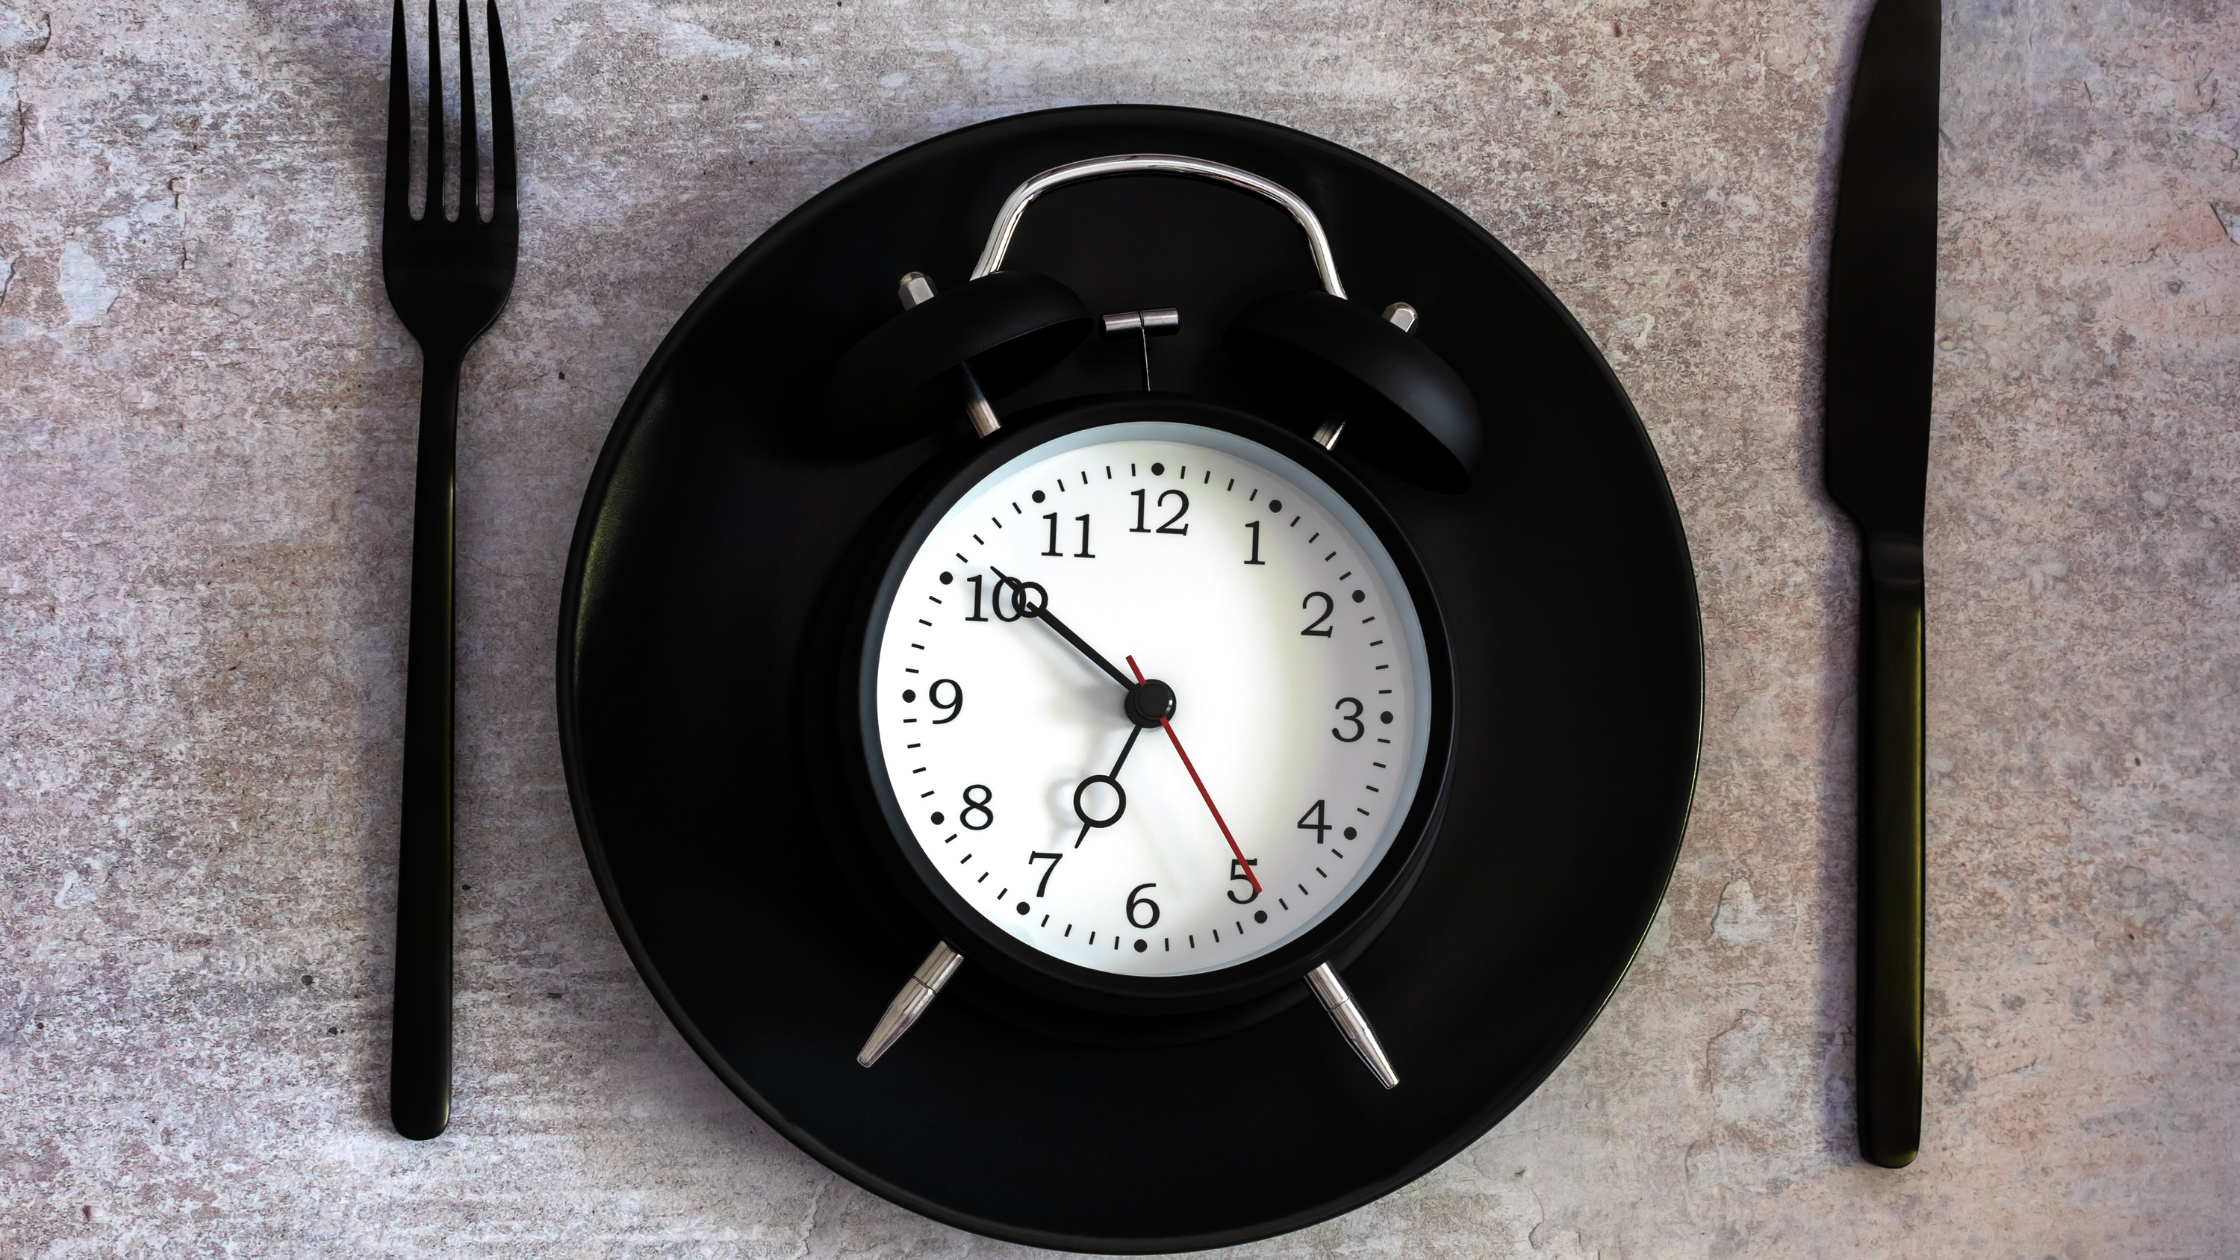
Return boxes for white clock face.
[869,421,1433,976]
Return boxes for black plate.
[558,105,1701,1253]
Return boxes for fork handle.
[1858,533,1924,1168]
[392,349,462,1141]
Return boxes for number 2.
[1300,592,1334,636]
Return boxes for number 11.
[1043,513,1095,558]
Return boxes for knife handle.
[392,351,461,1141]
[1859,533,1924,1168]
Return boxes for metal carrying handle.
[971,154,1348,298]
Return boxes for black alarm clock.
[558,107,1699,1252]
[822,154,1481,1087]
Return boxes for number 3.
[1332,697,1365,742]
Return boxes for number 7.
[1027,851,1063,897]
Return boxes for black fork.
[381,0,517,1141]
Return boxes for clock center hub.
[1123,678,1177,728]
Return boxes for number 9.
[929,678,963,724]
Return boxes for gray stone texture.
[3,0,2235,1254]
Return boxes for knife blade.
[1822,0,1940,1170]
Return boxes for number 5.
[1226,858,1261,904]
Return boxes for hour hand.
[989,570,1134,690]
[1071,723,1143,847]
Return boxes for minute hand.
[990,570,1134,689]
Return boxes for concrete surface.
[3,0,2236,1255]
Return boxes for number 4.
[1297,799,1332,844]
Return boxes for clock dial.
[868,420,1433,977]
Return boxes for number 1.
[1244,520,1265,565]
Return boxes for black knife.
[1822,0,1940,1169]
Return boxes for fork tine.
[486,0,516,220]
[456,0,478,222]
[424,0,445,221]
[385,0,411,224]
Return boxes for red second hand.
[1128,655,1263,896]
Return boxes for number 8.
[960,784,994,830]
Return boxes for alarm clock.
[557,105,1700,1251]
[823,155,1480,1086]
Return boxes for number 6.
[1125,882,1161,929]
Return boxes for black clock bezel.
[837,393,1458,1018]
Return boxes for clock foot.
[857,941,964,1068]
[1307,963,1399,1089]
